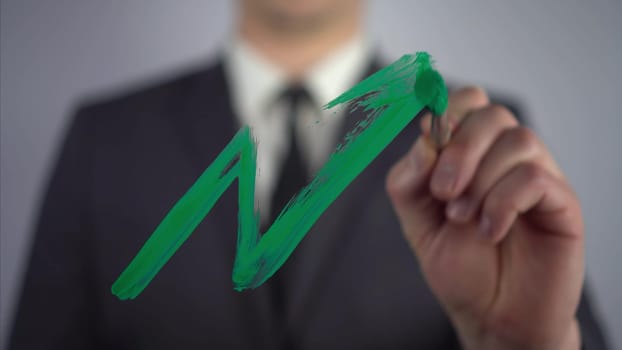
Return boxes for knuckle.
[485,104,519,127]
[519,162,549,188]
[461,86,490,107]
[484,190,510,216]
[450,86,490,113]
[506,127,541,155]
[439,143,469,171]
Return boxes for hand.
[386,87,583,350]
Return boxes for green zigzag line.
[111,52,447,300]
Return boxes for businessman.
[9,0,608,349]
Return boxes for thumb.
[386,135,441,251]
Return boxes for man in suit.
[9,0,608,349]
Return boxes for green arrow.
[111,52,447,300]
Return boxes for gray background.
[1,0,620,348]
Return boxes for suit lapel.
[169,59,237,171]
[165,60,282,346]
[166,59,241,257]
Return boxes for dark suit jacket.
[9,58,608,349]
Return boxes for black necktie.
[267,85,310,345]
[269,85,310,224]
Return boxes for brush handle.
[431,113,451,150]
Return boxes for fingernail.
[434,163,456,194]
[447,197,472,221]
[478,216,492,239]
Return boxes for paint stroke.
[111,52,447,299]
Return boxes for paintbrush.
[430,112,451,150]
[412,57,450,150]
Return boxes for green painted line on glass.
[111,52,448,300]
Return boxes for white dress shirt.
[224,35,371,220]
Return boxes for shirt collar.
[224,34,371,126]
[224,37,286,127]
[303,35,371,109]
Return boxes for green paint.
[111,52,447,299]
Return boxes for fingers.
[478,162,582,243]
[430,104,519,201]
[445,126,562,223]
[389,84,578,250]
[386,136,439,249]
[446,86,490,121]
[420,86,490,135]
[388,86,500,250]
